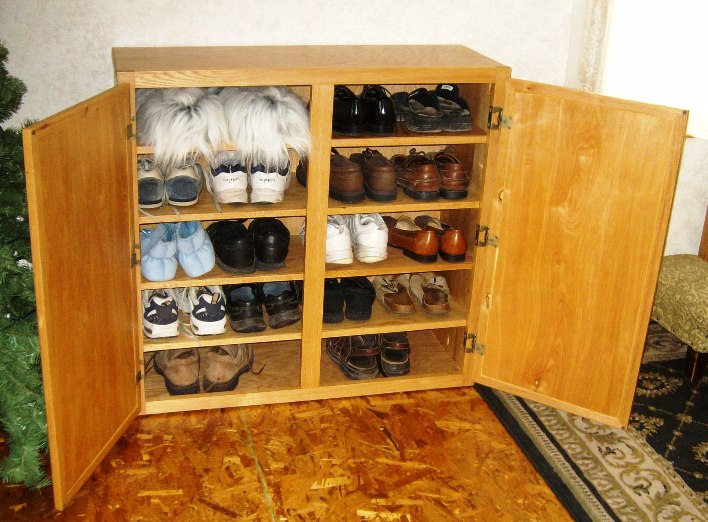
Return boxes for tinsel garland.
[0,40,49,489]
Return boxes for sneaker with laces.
[142,288,179,338]
[346,213,388,263]
[177,286,227,335]
[207,151,248,204]
[249,159,291,204]
[165,160,204,206]
[326,215,354,264]
[138,158,165,208]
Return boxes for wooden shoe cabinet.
[23,45,687,509]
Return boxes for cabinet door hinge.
[135,369,143,383]
[475,225,499,248]
[488,106,512,130]
[463,332,485,354]
[127,123,135,140]
[131,251,138,267]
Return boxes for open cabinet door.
[476,80,687,427]
[23,84,140,509]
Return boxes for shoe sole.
[329,188,366,203]
[230,317,267,333]
[255,258,286,271]
[215,257,256,274]
[326,247,354,264]
[323,311,344,324]
[344,309,372,321]
[142,320,179,338]
[399,185,440,200]
[365,186,397,202]
[190,316,227,335]
[326,344,379,380]
[153,358,200,395]
[440,251,466,263]
[440,188,468,200]
[353,245,388,263]
[402,248,438,264]
[268,307,302,329]
[213,189,248,204]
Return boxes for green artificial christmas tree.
[0,41,49,489]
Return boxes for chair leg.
[685,347,706,382]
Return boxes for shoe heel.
[323,311,344,324]
[230,317,267,333]
[401,186,440,201]
[440,251,467,263]
[268,306,302,329]
[344,308,372,321]
[403,249,438,264]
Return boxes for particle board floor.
[0,388,570,521]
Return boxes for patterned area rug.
[477,322,707,521]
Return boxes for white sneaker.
[207,151,248,204]
[347,213,388,263]
[176,286,227,335]
[249,159,291,203]
[142,288,178,338]
[137,158,165,209]
[326,215,354,264]
[165,160,203,206]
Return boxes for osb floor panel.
[0,388,570,521]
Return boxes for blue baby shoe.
[140,223,178,281]
[176,221,215,277]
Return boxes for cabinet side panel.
[23,84,140,508]
[480,81,688,425]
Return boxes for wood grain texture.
[477,80,688,426]
[22,85,141,509]
[0,389,569,521]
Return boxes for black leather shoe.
[207,220,255,273]
[248,218,290,270]
[333,85,366,136]
[340,276,376,321]
[223,283,266,333]
[323,278,344,323]
[263,281,302,329]
[362,85,396,135]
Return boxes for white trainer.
[347,213,388,263]
[326,215,354,264]
[250,159,291,203]
[207,151,248,204]
[175,286,227,335]
[141,288,179,338]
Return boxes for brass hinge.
[463,332,485,354]
[135,369,143,383]
[127,123,135,139]
[131,251,138,267]
[475,225,499,248]
[488,106,512,130]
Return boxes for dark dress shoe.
[248,218,290,270]
[379,332,411,377]
[382,215,439,263]
[340,276,376,321]
[413,215,467,263]
[361,85,396,135]
[262,281,302,329]
[207,220,255,273]
[430,148,469,199]
[323,278,345,323]
[333,85,366,136]
[330,149,365,202]
[223,283,266,333]
[296,158,308,187]
[392,149,440,200]
[349,148,397,202]
[326,335,380,380]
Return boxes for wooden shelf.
[331,123,487,147]
[142,319,302,352]
[140,240,305,290]
[320,329,463,387]
[321,299,467,338]
[325,248,474,278]
[138,182,308,224]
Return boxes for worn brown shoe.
[379,332,411,377]
[372,275,416,314]
[326,335,380,380]
[392,149,440,200]
[330,149,365,202]
[153,348,200,395]
[398,273,450,315]
[414,215,467,262]
[349,148,397,202]
[382,215,439,263]
[203,344,253,393]
[429,148,469,199]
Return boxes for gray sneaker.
[203,344,253,393]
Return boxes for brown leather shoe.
[330,149,365,202]
[429,148,469,199]
[379,332,410,376]
[203,344,253,393]
[392,149,440,200]
[153,349,200,395]
[382,215,438,263]
[326,335,380,380]
[372,275,416,314]
[414,215,467,262]
[349,148,397,202]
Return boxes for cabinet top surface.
[112,45,508,78]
